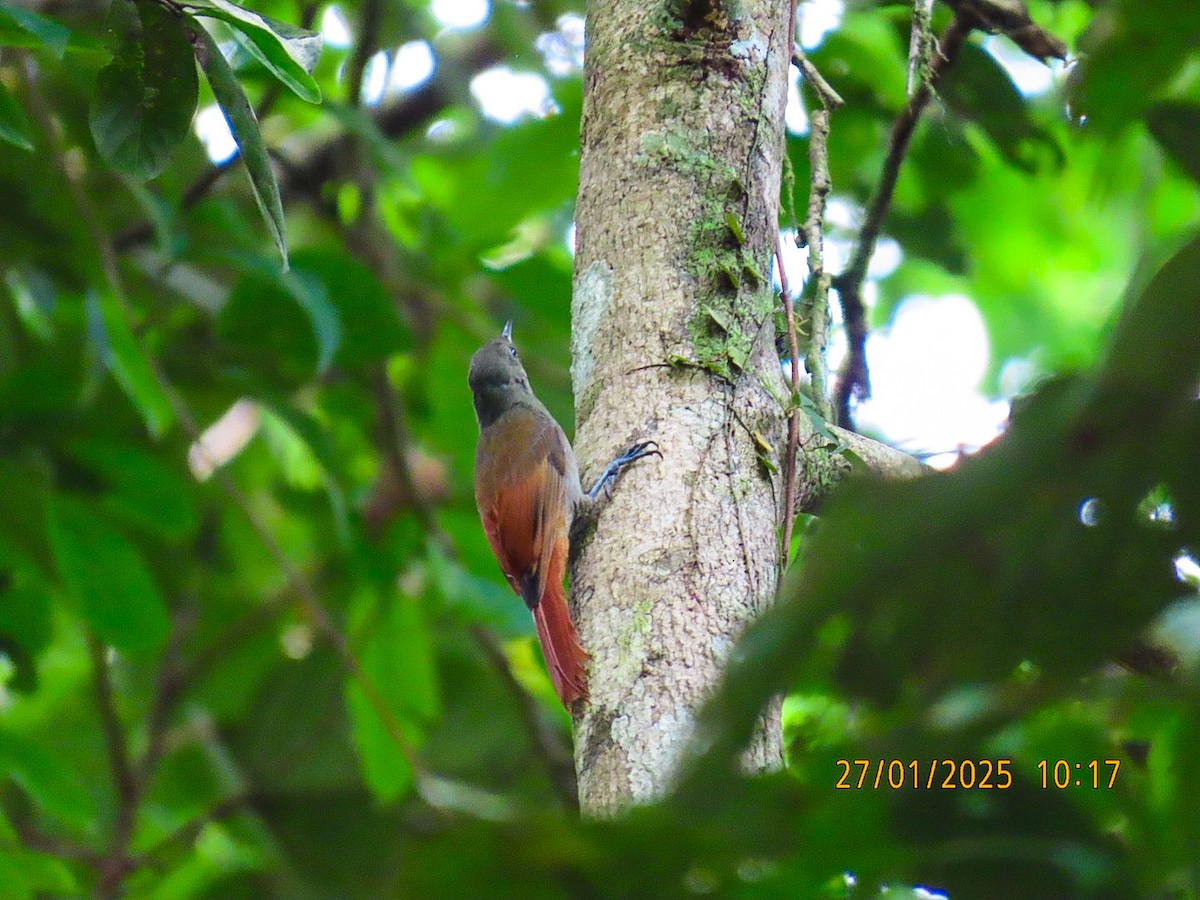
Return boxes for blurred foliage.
[0,0,1198,898]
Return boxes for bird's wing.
[476,410,572,609]
[476,411,588,704]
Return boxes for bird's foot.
[585,440,662,501]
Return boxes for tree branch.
[942,0,1068,62]
[832,14,971,428]
[135,612,189,788]
[794,424,928,514]
[791,43,843,109]
[776,3,804,570]
[7,817,102,865]
[133,793,252,868]
[342,0,383,109]
[780,42,843,565]
[280,37,505,206]
[777,234,802,569]
[469,625,579,809]
[793,44,841,424]
[86,634,138,899]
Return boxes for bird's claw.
[586,440,662,501]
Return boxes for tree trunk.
[570,0,793,817]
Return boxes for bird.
[469,322,658,708]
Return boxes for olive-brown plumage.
[469,327,589,706]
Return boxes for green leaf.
[3,268,55,340]
[215,247,408,377]
[67,439,198,541]
[0,3,70,57]
[1098,231,1200,412]
[0,81,33,152]
[85,290,175,438]
[0,462,53,576]
[0,846,78,899]
[346,589,439,802]
[191,19,288,267]
[289,248,408,368]
[88,0,199,180]
[121,175,179,257]
[1147,102,1200,186]
[46,495,169,654]
[259,401,350,543]
[183,0,321,103]
[808,12,907,112]
[217,263,341,382]
[938,43,1061,174]
[0,579,53,691]
[425,540,530,639]
[283,269,340,374]
[0,732,95,829]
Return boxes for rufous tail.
[532,582,588,707]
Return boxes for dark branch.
[470,625,579,810]
[8,816,102,865]
[832,15,970,428]
[943,0,1068,62]
[136,612,189,788]
[134,793,253,868]
[343,0,384,109]
[87,634,139,899]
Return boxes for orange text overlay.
[835,759,1014,790]
[835,758,1123,790]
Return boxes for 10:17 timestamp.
[833,759,1123,790]
[1038,759,1120,789]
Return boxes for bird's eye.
[509,345,518,359]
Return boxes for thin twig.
[135,612,189,788]
[798,110,834,419]
[832,15,971,428]
[343,0,383,109]
[470,626,579,809]
[86,635,139,898]
[907,0,936,98]
[7,818,102,865]
[86,636,136,807]
[791,44,844,109]
[181,564,326,687]
[370,367,446,537]
[794,45,839,423]
[776,1,803,571]
[133,793,252,868]
[776,234,802,571]
[780,42,841,563]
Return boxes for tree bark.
[570,0,793,817]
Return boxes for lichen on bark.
[570,0,793,818]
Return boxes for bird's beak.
[502,320,513,341]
